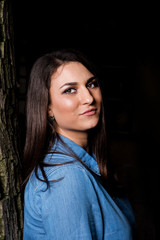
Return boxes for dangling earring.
[51,116,55,120]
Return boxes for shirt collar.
[53,134,100,176]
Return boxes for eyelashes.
[63,80,99,95]
[87,80,99,89]
[63,88,77,94]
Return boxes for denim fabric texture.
[23,135,136,239]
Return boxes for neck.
[57,129,89,151]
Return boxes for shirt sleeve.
[40,164,101,240]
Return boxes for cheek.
[53,97,78,114]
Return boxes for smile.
[81,108,97,116]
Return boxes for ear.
[48,105,53,117]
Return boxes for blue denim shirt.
[23,135,136,239]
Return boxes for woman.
[23,48,136,239]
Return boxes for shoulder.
[28,161,94,193]
[25,163,96,211]
[50,163,91,185]
[28,152,75,187]
[24,157,98,220]
[46,163,94,192]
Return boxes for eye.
[87,80,99,89]
[63,88,77,94]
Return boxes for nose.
[80,87,94,105]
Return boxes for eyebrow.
[59,76,96,89]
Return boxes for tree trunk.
[0,0,23,239]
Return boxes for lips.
[81,108,97,116]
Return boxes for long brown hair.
[23,48,112,189]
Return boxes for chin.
[84,120,99,130]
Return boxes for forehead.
[50,62,93,85]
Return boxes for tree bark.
[0,0,23,239]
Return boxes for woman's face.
[48,62,102,136]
